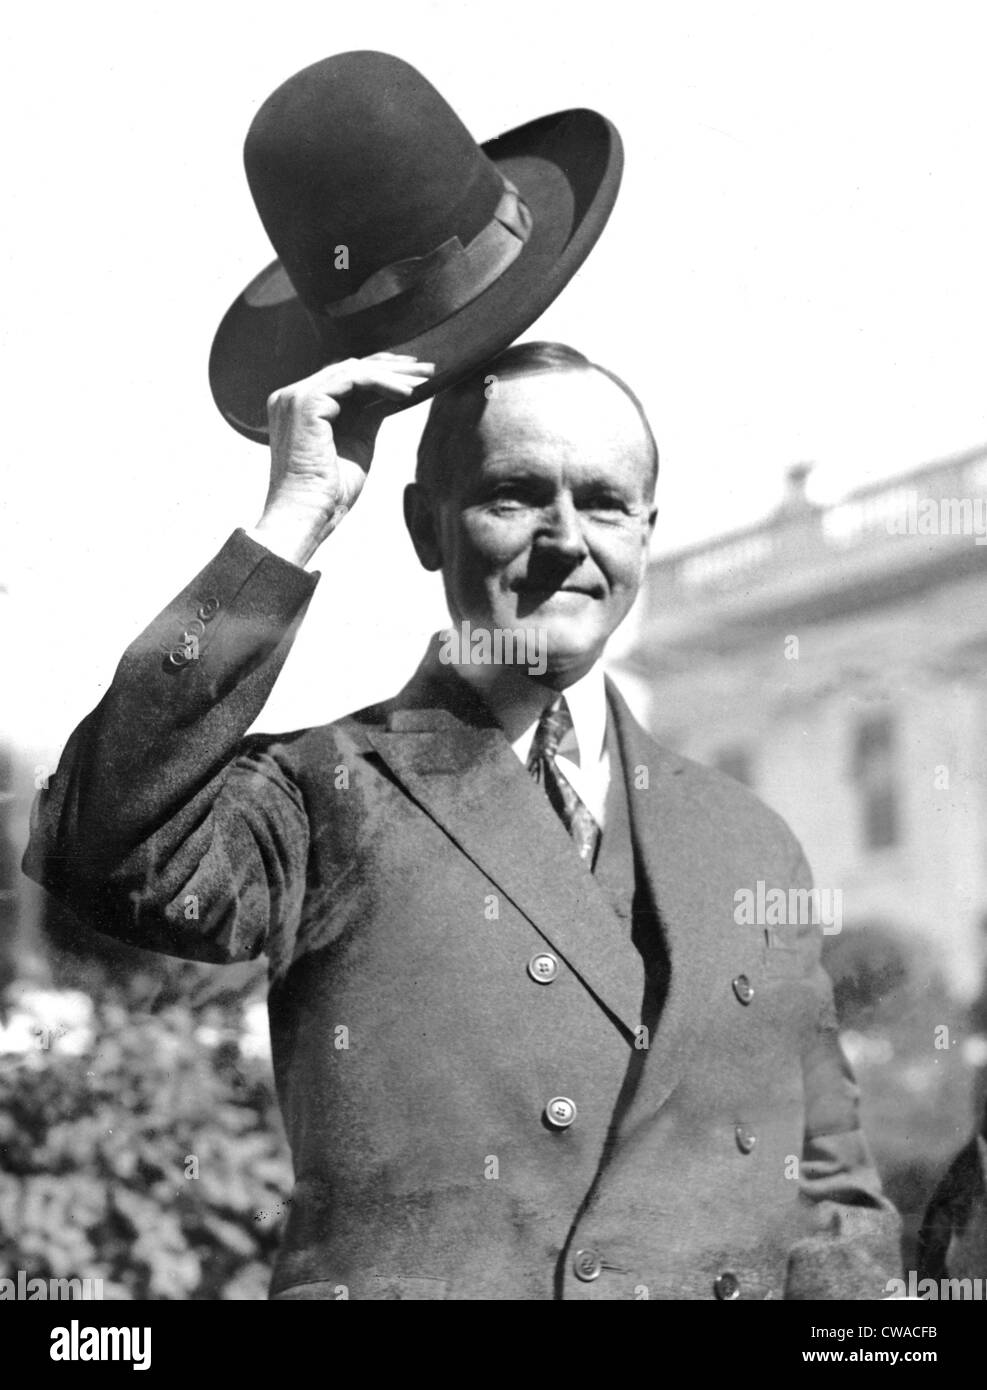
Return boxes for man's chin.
[451,609,607,682]
[527,620,605,684]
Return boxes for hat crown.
[244,51,505,312]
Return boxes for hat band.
[315,180,532,352]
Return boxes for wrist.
[251,497,341,567]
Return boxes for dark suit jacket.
[24,529,901,1300]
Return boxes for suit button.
[732,974,754,1005]
[545,1096,577,1128]
[714,1272,741,1301]
[197,596,220,620]
[573,1249,602,1282]
[735,1124,757,1154]
[528,952,559,984]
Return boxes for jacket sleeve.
[22,529,320,965]
[783,850,903,1299]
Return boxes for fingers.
[267,354,435,424]
[359,362,436,401]
[356,356,435,384]
[310,354,435,399]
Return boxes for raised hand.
[253,353,435,565]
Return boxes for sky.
[2,0,986,750]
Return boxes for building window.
[714,745,753,787]
[852,712,899,850]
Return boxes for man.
[25,49,901,1299]
[25,339,901,1299]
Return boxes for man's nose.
[535,495,588,559]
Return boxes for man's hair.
[414,341,659,498]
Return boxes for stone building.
[615,445,987,1002]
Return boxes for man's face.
[414,368,657,685]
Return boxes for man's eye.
[487,488,530,508]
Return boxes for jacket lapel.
[607,678,730,1112]
[366,656,644,1038]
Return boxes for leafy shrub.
[0,985,291,1300]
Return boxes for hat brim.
[209,108,623,443]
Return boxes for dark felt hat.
[209,51,623,442]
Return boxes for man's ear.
[636,504,658,586]
[403,483,444,572]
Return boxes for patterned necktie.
[526,696,601,867]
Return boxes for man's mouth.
[515,583,599,598]
[512,586,602,614]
